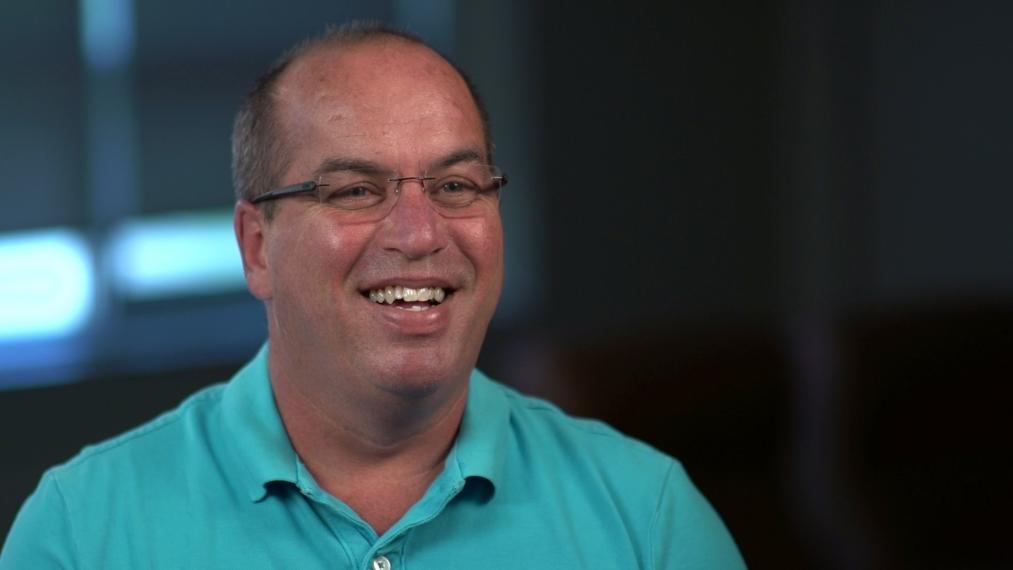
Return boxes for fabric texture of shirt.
[1,345,746,569]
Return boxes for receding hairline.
[275,34,475,115]
[274,26,489,138]
[273,35,490,175]
[231,23,495,213]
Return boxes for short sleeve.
[0,472,78,569]
[650,461,747,569]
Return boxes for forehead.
[273,40,484,168]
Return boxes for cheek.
[456,216,504,283]
[268,216,376,294]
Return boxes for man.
[1,24,745,569]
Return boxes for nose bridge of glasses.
[388,174,436,195]
[383,175,442,220]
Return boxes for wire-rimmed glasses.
[251,162,507,222]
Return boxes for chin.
[367,351,471,401]
[373,377,443,400]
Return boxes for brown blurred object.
[840,301,1013,569]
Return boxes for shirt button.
[371,555,392,570]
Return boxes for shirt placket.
[358,471,467,570]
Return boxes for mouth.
[364,285,453,311]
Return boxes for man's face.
[246,41,503,399]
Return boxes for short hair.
[231,22,493,218]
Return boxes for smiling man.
[1,24,744,569]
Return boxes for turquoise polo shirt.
[1,345,745,569]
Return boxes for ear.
[234,200,273,300]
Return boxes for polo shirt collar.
[220,345,512,501]
[451,369,511,490]
[219,343,299,502]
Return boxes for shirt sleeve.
[0,472,78,569]
[649,461,747,569]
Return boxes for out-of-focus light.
[108,211,245,300]
[80,0,135,71]
[0,229,94,340]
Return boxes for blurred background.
[1,0,1011,567]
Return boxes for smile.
[367,286,449,309]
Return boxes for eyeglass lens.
[311,163,504,221]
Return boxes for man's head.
[231,23,492,219]
[232,24,504,404]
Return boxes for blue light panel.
[107,210,246,300]
[0,229,94,340]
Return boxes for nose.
[376,177,449,259]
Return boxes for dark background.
[2,1,1011,568]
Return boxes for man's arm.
[650,461,747,569]
[1,472,77,569]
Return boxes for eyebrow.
[311,148,487,179]
[313,157,387,178]
[431,148,485,170]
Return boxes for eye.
[430,177,481,207]
[337,186,372,198]
[439,180,468,193]
[321,182,386,210]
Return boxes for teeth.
[368,286,448,305]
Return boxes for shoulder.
[479,373,680,491]
[495,376,672,454]
[480,377,747,568]
[48,382,227,490]
[465,374,748,568]
[1,384,230,568]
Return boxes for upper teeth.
[368,286,447,305]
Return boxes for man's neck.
[268,356,469,535]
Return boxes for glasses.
[251,162,507,222]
